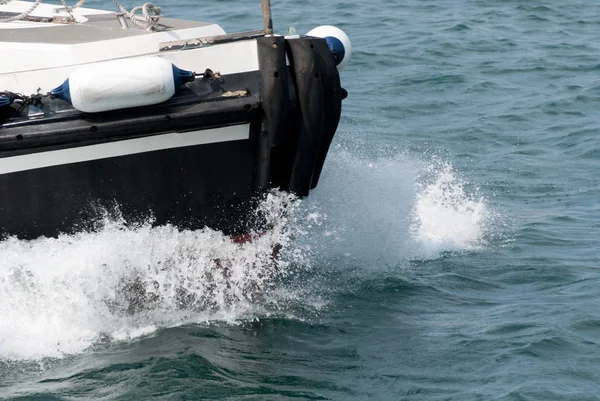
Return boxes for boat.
[0,0,351,240]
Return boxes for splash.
[411,162,489,257]
[306,147,492,265]
[0,149,494,361]
[0,191,306,361]
[302,147,419,266]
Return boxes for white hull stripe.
[0,124,250,175]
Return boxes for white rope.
[59,0,76,21]
[58,0,85,13]
[0,0,162,27]
[0,0,161,29]
[0,0,84,22]
[0,0,42,22]
[113,0,161,31]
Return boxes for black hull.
[0,37,343,240]
[0,135,257,238]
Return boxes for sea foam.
[0,148,492,360]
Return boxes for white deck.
[0,1,260,94]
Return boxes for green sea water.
[2,0,600,399]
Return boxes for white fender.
[307,25,352,71]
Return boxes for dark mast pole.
[262,0,273,35]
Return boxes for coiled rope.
[113,0,161,31]
[0,0,161,30]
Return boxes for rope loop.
[113,0,161,31]
[0,0,42,22]
[0,0,85,23]
[0,0,161,29]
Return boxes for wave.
[0,147,494,361]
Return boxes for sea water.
[1,0,599,399]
